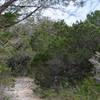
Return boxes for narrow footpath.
[4,77,42,100]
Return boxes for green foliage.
[0,65,10,74]
[30,27,67,88]
[87,10,100,27]
[0,65,12,100]
[0,12,17,28]
[30,10,100,89]
[0,10,100,97]
[0,32,12,44]
[3,12,16,23]
[38,78,100,100]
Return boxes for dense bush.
[30,11,100,89]
[6,52,31,75]
[0,12,17,29]
[0,10,100,92]
[39,78,100,100]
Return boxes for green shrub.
[38,78,100,100]
[30,11,100,90]
[0,65,10,74]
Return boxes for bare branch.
[0,0,17,14]
[4,6,42,27]
[16,6,42,23]
[10,5,38,8]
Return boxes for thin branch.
[16,6,42,24]
[4,6,42,27]
[10,5,38,8]
[0,0,17,14]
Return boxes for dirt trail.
[4,77,42,100]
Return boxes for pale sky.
[0,0,100,25]
[42,0,100,25]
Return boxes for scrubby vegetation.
[0,10,100,100]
